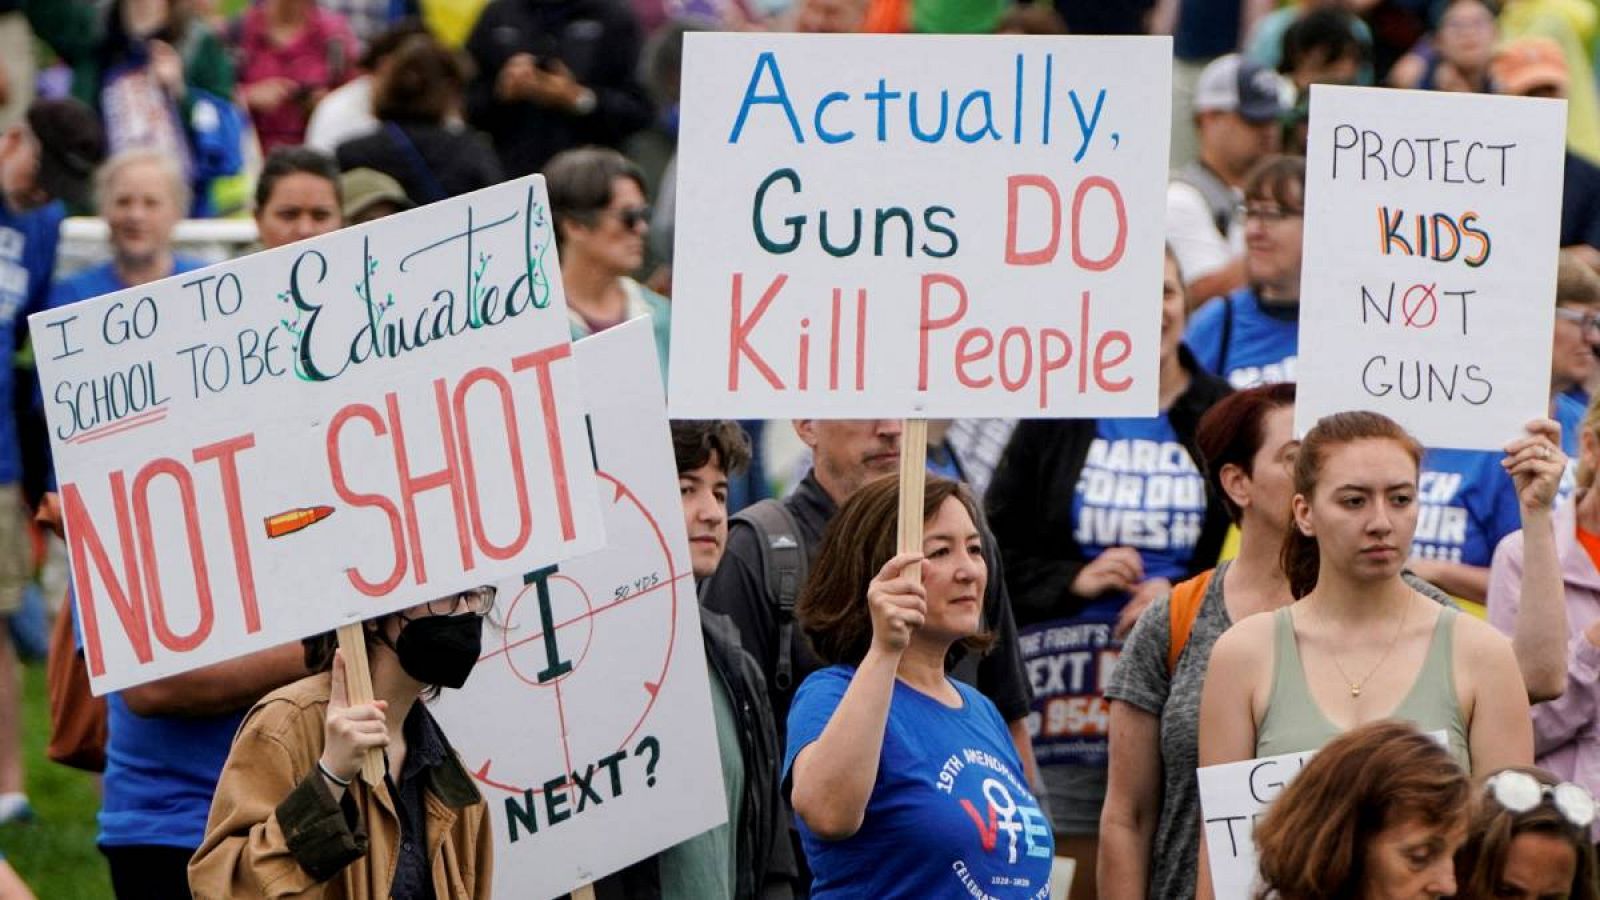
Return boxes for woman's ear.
[1292,493,1314,537]
[1218,462,1251,513]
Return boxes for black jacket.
[464,0,653,177]
[335,120,505,204]
[985,345,1233,628]
[587,609,797,900]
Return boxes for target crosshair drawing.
[466,468,691,798]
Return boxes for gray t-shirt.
[1104,564,1452,900]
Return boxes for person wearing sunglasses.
[1455,767,1599,900]
[546,145,671,383]
[189,587,497,898]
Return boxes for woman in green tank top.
[1194,411,1563,899]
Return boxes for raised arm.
[789,552,923,840]
[1499,420,1569,701]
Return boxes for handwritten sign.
[433,319,726,898]
[1196,748,1315,899]
[668,33,1171,418]
[32,175,606,695]
[1295,85,1566,448]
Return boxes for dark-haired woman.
[785,477,1053,898]
[1196,412,1560,896]
[1455,767,1599,900]
[253,145,343,248]
[188,588,495,898]
[1254,720,1472,900]
[987,248,1228,899]
[334,33,502,203]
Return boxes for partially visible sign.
[434,319,726,898]
[33,175,604,694]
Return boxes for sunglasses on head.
[1485,770,1597,830]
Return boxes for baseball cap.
[340,168,414,221]
[1195,53,1289,124]
[1491,37,1568,96]
[24,99,106,211]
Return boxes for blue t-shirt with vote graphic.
[785,666,1054,899]
[1184,288,1298,389]
[1021,416,1208,770]
[1414,448,1521,569]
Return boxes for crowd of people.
[1,0,1600,898]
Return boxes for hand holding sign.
[320,649,389,790]
[869,552,928,653]
[1501,418,1565,512]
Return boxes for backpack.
[1166,568,1216,676]
[734,499,809,692]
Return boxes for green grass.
[0,660,111,898]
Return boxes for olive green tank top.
[1255,605,1470,767]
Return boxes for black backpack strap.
[734,499,808,692]
[1218,293,1235,377]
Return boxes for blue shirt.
[47,256,206,311]
[1554,392,1585,504]
[1414,448,1522,568]
[70,599,244,849]
[784,666,1054,899]
[0,199,64,484]
[1184,288,1299,389]
[1072,416,1206,583]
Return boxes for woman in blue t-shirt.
[785,476,1053,899]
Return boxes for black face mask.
[394,614,483,689]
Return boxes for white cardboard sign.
[1196,748,1316,900]
[1295,85,1566,449]
[433,318,725,898]
[669,33,1171,419]
[32,175,605,694]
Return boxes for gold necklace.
[1319,594,1409,699]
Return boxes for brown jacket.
[188,672,492,899]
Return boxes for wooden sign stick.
[897,419,929,585]
[335,623,386,786]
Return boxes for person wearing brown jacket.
[188,588,496,899]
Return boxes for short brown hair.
[671,420,752,478]
[1195,382,1297,523]
[1244,154,1306,212]
[372,34,469,124]
[798,475,993,666]
[1455,767,1600,900]
[1281,410,1423,598]
[1255,720,1471,900]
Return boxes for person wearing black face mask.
[189,588,496,899]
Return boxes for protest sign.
[433,319,725,898]
[1295,85,1566,449]
[668,33,1171,419]
[32,175,605,695]
[1196,747,1316,899]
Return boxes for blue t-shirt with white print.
[1072,416,1207,583]
[784,666,1054,899]
[1414,448,1522,568]
[0,199,63,485]
[1184,288,1298,389]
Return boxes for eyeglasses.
[599,205,651,231]
[1555,307,1600,333]
[1238,204,1304,224]
[419,586,496,618]
[1485,770,1597,829]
